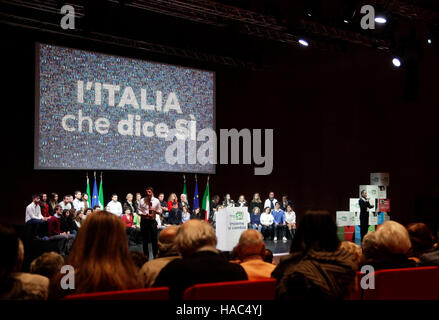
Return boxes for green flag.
[86,174,91,208]
[98,172,104,209]
[202,177,210,222]
[183,175,187,196]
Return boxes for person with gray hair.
[361,220,415,270]
[236,229,275,280]
[138,226,180,287]
[153,220,247,299]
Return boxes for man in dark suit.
[153,220,247,299]
[359,190,374,242]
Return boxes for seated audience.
[168,202,183,225]
[418,235,439,267]
[130,251,148,271]
[30,252,64,281]
[25,194,48,237]
[181,205,191,223]
[285,204,296,239]
[139,226,180,287]
[178,194,190,212]
[272,210,358,300]
[264,192,278,210]
[280,195,293,211]
[0,225,49,300]
[39,193,50,218]
[49,211,141,298]
[48,193,58,216]
[60,209,78,236]
[235,195,248,207]
[406,222,435,261]
[250,207,262,233]
[260,207,274,240]
[153,220,247,300]
[122,208,142,243]
[264,249,274,264]
[48,205,74,239]
[236,230,276,280]
[272,202,287,242]
[249,193,263,215]
[167,193,178,212]
[361,220,415,270]
[107,194,123,217]
[123,193,137,216]
[58,195,72,211]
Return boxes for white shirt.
[72,198,84,211]
[285,211,296,224]
[25,202,42,223]
[107,201,123,216]
[264,198,278,210]
[137,196,162,219]
[58,201,72,211]
[260,212,274,226]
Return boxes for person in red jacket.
[40,193,50,218]
[48,205,74,239]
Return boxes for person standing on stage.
[359,190,374,242]
[264,192,278,210]
[138,187,162,259]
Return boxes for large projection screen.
[35,43,215,173]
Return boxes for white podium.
[215,207,249,252]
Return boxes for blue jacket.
[272,209,285,224]
[250,213,261,225]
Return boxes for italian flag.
[202,177,210,222]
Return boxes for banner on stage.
[216,207,249,252]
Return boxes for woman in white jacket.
[284,204,296,240]
[260,207,274,240]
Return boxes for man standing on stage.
[359,190,374,242]
[138,187,162,259]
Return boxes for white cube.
[369,212,378,225]
[336,211,350,227]
[350,198,360,212]
[359,185,379,199]
[370,172,390,186]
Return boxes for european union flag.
[193,178,199,210]
[91,177,100,208]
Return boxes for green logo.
[342,216,347,221]
[236,212,243,220]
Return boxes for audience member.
[418,235,439,267]
[168,202,183,225]
[58,195,72,210]
[82,193,89,210]
[107,194,123,217]
[264,192,278,210]
[223,194,235,207]
[25,194,48,237]
[130,251,148,271]
[406,222,434,260]
[250,207,262,233]
[48,193,58,216]
[272,202,287,242]
[123,193,137,215]
[181,205,191,223]
[361,220,415,270]
[153,220,247,299]
[178,194,190,212]
[49,211,141,298]
[0,225,49,300]
[60,209,78,236]
[236,230,276,280]
[139,226,180,287]
[235,195,248,207]
[72,191,84,211]
[280,195,293,211]
[264,249,274,264]
[48,205,74,239]
[249,193,263,215]
[285,204,296,239]
[260,207,274,240]
[272,210,358,300]
[39,193,50,218]
[30,252,64,281]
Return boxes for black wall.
[2,26,439,231]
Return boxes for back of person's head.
[373,221,411,255]
[237,229,265,261]
[264,249,273,263]
[129,251,148,270]
[340,241,362,266]
[30,252,64,280]
[157,226,179,258]
[290,210,340,254]
[406,222,434,257]
[64,211,140,292]
[175,220,217,258]
[0,224,19,292]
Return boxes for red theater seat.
[183,279,276,300]
[65,287,169,300]
[362,267,439,300]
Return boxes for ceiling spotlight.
[375,16,387,24]
[427,39,432,44]
[307,12,312,17]
[298,39,309,47]
[343,19,349,24]
[392,57,401,67]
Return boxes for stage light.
[298,39,309,47]
[375,16,387,24]
[343,19,349,24]
[392,57,401,67]
[427,39,432,44]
